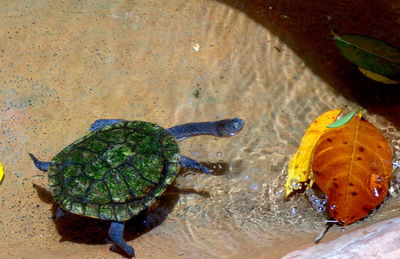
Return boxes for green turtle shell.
[48,121,180,221]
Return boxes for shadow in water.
[181,161,230,176]
[33,162,229,255]
[217,0,400,125]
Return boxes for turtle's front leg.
[109,221,135,257]
[89,119,124,131]
[305,189,326,213]
[306,189,337,243]
[179,156,211,174]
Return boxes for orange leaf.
[312,112,392,225]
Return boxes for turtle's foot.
[54,207,68,221]
[110,244,135,258]
[179,156,211,174]
[109,221,135,257]
[306,189,326,213]
[29,153,52,172]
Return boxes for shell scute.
[85,203,100,218]
[66,174,91,199]
[166,163,179,179]
[63,164,84,178]
[87,180,112,203]
[85,160,109,180]
[126,132,148,145]
[79,138,108,153]
[115,204,131,221]
[96,128,127,144]
[128,201,146,216]
[71,202,85,215]
[99,204,115,220]
[67,148,98,165]
[134,135,161,154]
[61,197,73,211]
[103,144,133,167]
[121,167,156,198]
[127,121,161,133]
[133,154,163,184]
[163,150,180,163]
[104,171,131,203]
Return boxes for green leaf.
[333,33,400,81]
[327,109,359,128]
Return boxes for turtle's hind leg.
[54,207,69,221]
[29,153,52,172]
[179,156,211,174]
[109,221,135,257]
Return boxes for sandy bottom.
[1,0,400,258]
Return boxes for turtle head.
[215,118,245,137]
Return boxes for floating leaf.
[0,162,4,184]
[334,33,400,82]
[285,109,342,196]
[312,111,392,225]
[358,67,400,85]
[327,108,360,128]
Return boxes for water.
[1,0,400,258]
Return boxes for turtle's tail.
[29,153,51,172]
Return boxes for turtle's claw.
[110,244,135,257]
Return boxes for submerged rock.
[283,217,400,258]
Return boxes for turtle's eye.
[233,122,240,129]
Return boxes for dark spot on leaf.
[333,182,339,188]
[343,141,348,144]
[333,178,337,181]
[351,192,358,196]
[349,182,354,186]
[358,146,365,152]
[357,157,362,160]
[314,171,321,176]
[327,138,333,143]
[377,145,382,149]
[362,206,370,212]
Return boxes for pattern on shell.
[48,121,180,221]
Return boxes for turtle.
[29,118,245,257]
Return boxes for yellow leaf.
[285,109,342,196]
[358,67,400,85]
[0,162,4,184]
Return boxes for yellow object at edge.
[285,109,342,196]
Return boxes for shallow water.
[1,0,400,258]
